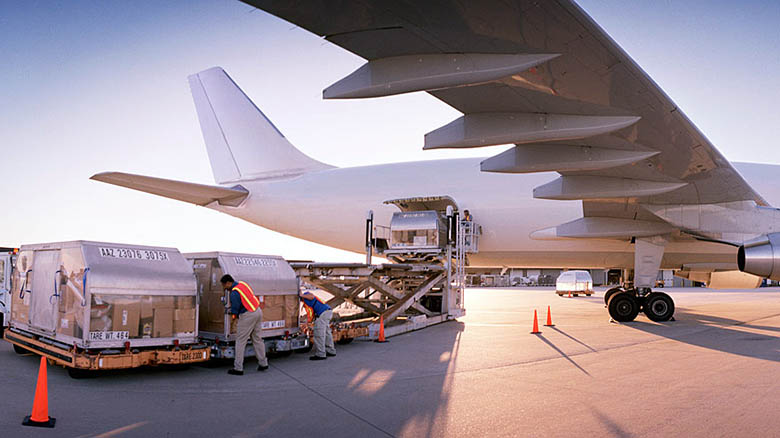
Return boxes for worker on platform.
[222,274,269,375]
[300,290,336,361]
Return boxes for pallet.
[4,329,210,370]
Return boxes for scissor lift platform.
[292,262,464,340]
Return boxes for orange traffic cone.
[568,290,572,298]
[530,310,541,334]
[545,306,555,327]
[22,356,56,428]
[374,314,389,343]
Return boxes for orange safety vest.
[232,281,261,312]
[301,295,326,322]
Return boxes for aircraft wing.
[243,0,767,238]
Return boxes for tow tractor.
[294,196,480,340]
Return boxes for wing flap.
[90,172,248,207]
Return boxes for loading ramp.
[293,196,479,340]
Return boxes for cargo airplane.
[92,0,780,323]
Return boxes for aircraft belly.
[216,158,739,268]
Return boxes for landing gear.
[606,289,675,322]
[607,292,640,322]
[643,292,675,322]
[604,287,623,306]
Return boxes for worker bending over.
[300,290,336,361]
[222,274,269,375]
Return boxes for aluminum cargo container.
[185,252,308,357]
[555,270,594,296]
[9,241,199,349]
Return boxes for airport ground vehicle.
[185,252,309,359]
[555,270,593,297]
[3,241,210,377]
[295,197,476,339]
[0,248,17,337]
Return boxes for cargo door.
[29,250,61,333]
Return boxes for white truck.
[0,248,17,337]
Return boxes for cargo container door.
[0,254,10,330]
[29,250,60,333]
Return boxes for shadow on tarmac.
[536,334,591,376]
[624,308,780,363]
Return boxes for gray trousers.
[234,309,268,371]
[312,309,336,358]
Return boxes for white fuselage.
[212,158,780,269]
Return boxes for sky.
[1,0,779,262]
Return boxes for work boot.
[257,364,269,371]
[309,356,326,361]
[227,369,244,375]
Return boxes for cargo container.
[4,241,210,375]
[185,252,308,359]
[555,270,594,296]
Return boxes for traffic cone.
[22,356,56,428]
[568,290,572,298]
[545,306,555,327]
[374,314,389,343]
[530,310,541,334]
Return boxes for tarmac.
[2,286,780,437]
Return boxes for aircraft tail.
[188,67,333,184]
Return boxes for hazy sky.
[1,0,779,261]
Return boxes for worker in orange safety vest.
[222,274,268,375]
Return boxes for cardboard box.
[90,315,111,332]
[174,308,196,334]
[262,296,284,322]
[285,295,299,328]
[153,308,173,337]
[174,319,195,333]
[155,296,175,309]
[175,296,195,309]
[59,314,77,337]
[140,298,154,319]
[174,308,196,321]
[111,301,141,337]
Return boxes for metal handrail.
[81,267,90,306]
[50,269,62,304]
[19,269,32,299]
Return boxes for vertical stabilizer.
[188,67,333,184]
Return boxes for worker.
[221,274,269,375]
[463,209,473,222]
[300,290,336,360]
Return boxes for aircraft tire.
[643,292,675,322]
[604,287,623,306]
[607,292,639,322]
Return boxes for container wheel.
[295,343,313,354]
[336,337,354,345]
[67,367,94,379]
[13,344,28,355]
